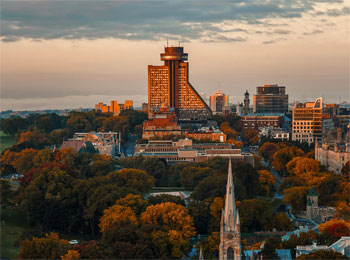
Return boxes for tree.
[148,194,185,207]
[273,213,293,231]
[261,237,281,259]
[200,232,220,259]
[1,117,30,135]
[209,197,224,232]
[115,194,149,214]
[341,161,350,175]
[1,180,12,207]
[296,250,347,259]
[243,129,260,145]
[258,170,276,197]
[61,250,80,260]
[323,222,350,244]
[140,202,196,258]
[99,205,138,233]
[272,146,304,175]
[282,230,320,257]
[188,199,211,235]
[283,186,309,213]
[258,142,279,161]
[18,233,69,259]
[238,199,273,232]
[14,148,38,174]
[286,157,320,177]
[109,168,154,194]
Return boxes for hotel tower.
[148,46,211,121]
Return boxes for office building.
[134,139,254,165]
[148,46,212,121]
[253,84,288,114]
[242,115,284,132]
[209,90,229,115]
[292,97,323,145]
[95,100,133,116]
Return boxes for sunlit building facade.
[209,90,229,115]
[292,97,323,145]
[148,46,211,121]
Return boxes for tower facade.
[243,90,250,115]
[209,90,229,115]
[253,84,288,114]
[219,159,241,260]
[306,186,319,220]
[148,46,212,121]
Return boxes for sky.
[0,0,349,110]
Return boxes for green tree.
[272,146,304,175]
[238,199,273,232]
[273,213,293,231]
[283,186,309,213]
[261,237,281,260]
[1,179,12,207]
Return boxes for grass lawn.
[0,207,40,259]
[0,131,15,153]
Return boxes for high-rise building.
[243,90,250,115]
[219,159,241,260]
[253,84,288,114]
[148,46,211,121]
[292,97,323,145]
[95,100,133,116]
[209,91,229,115]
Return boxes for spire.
[224,159,236,232]
[199,247,204,260]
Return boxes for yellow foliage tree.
[18,232,69,259]
[114,194,148,214]
[61,250,80,260]
[258,170,276,197]
[140,202,196,258]
[99,205,138,233]
[286,157,320,177]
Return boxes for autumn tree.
[258,170,276,197]
[272,146,304,175]
[243,129,260,145]
[99,205,138,233]
[283,186,309,213]
[18,233,69,259]
[199,232,220,259]
[209,197,224,232]
[114,194,148,214]
[258,142,279,161]
[109,168,154,194]
[286,157,320,177]
[61,250,80,260]
[140,202,196,258]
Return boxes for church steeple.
[219,159,241,260]
[223,158,237,232]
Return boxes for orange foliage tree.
[140,202,196,258]
[99,205,138,233]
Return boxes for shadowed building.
[253,84,288,114]
[148,46,212,121]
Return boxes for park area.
[0,130,15,153]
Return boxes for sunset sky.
[1,0,349,110]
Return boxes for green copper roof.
[308,187,318,196]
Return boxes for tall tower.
[306,186,319,220]
[219,159,241,260]
[243,90,250,115]
[148,46,212,121]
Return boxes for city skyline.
[1,0,349,110]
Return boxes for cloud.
[1,0,346,42]
[303,30,323,35]
[273,29,291,34]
